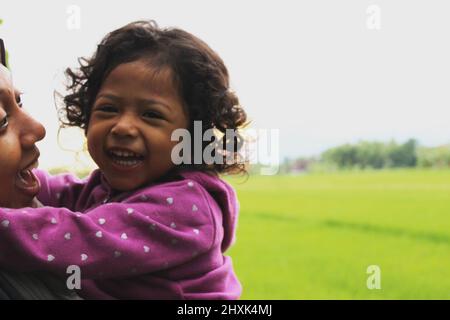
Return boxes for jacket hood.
[180,170,239,252]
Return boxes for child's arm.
[0,181,216,280]
[34,169,88,209]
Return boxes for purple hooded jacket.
[0,169,242,299]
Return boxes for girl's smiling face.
[0,65,46,208]
[87,60,189,191]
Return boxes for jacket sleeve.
[34,169,90,209]
[0,180,216,279]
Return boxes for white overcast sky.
[1,0,450,169]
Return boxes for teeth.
[18,169,31,184]
[112,158,141,167]
[108,149,143,167]
[21,160,38,172]
[109,150,141,158]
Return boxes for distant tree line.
[322,139,418,169]
[416,144,450,168]
[274,139,450,174]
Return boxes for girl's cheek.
[86,123,101,141]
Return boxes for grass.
[225,169,450,299]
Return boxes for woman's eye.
[0,115,9,129]
[16,94,23,107]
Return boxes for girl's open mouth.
[107,149,145,170]
[15,166,40,197]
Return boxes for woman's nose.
[20,111,46,148]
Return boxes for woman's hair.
[0,39,7,67]
[62,20,248,175]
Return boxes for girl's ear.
[0,39,6,67]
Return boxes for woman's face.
[0,65,46,208]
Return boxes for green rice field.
[226,169,450,299]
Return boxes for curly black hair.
[62,20,248,175]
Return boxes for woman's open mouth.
[107,148,145,170]
[15,159,40,197]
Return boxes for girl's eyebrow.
[137,97,172,111]
[96,93,172,110]
[96,93,121,102]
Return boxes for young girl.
[0,21,247,299]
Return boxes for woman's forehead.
[0,64,11,81]
[0,65,16,108]
[0,65,12,91]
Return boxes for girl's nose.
[20,111,46,148]
[111,113,139,138]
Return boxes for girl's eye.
[143,110,163,119]
[0,115,9,129]
[96,105,117,113]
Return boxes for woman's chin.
[0,194,34,209]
